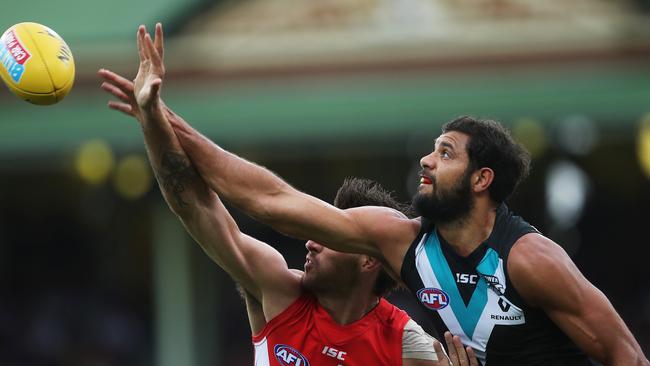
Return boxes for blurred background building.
[1,0,649,365]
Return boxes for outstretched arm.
[166,100,420,268]
[101,24,301,318]
[101,66,374,254]
[509,234,649,366]
[100,26,419,273]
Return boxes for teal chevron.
[424,231,499,339]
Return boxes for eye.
[440,149,451,159]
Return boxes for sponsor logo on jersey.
[489,296,526,325]
[490,314,523,321]
[498,297,511,312]
[322,346,346,361]
[417,287,449,310]
[479,273,505,295]
[455,273,478,284]
[274,344,310,366]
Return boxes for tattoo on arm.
[160,151,197,207]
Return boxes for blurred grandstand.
[0,0,649,365]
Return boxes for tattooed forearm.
[160,151,197,208]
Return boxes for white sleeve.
[402,319,445,361]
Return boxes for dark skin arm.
[99,65,420,276]
[102,24,301,323]
[509,233,649,366]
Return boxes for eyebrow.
[435,140,456,151]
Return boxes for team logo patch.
[0,30,31,83]
[417,287,449,310]
[479,273,505,295]
[274,344,310,366]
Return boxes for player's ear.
[472,167,494,193]
[360,255,382,272]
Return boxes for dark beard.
[301,259,360,296]
[412,169,474,224]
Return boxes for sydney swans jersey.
[252,294,410,366]
[401,204,592,365]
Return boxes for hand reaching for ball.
[133,23,165,116]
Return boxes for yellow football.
[0,22,75,105]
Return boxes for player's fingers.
[101,82,132,104]
[144,33,160,68]
[452,336,469,366]
[108,101,136,117]
[142,28,154,61]
[444,332,459,363]
[98,69,134,92]
[136,25,146,62]
[148,78,162,102]
[155,22,164,60]
[147,32,163,71]
[466,347,479,366]
[433,340,450,366]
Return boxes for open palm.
[134,24,165,112]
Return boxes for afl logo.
[274,344,310,366]
[417,287,449,310]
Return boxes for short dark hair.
[333,178,406,297]
[442,116,531,203]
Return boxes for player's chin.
[301,275,317,292]
[416,184,433,196]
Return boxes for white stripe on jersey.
[254,336,270,366]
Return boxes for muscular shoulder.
[508,233,584,308]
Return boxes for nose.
[420,150,436,170]
[305,240,323,252]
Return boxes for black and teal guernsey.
[401,204,592,365]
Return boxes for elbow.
[602,344,649,366]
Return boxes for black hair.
[442,116,531,203]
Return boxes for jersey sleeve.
[401,319,443,361]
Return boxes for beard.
[412,168,474,224]
[301,256,361,296]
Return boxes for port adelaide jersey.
[401,204,592,365]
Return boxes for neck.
[437,199,498,257]
[315,288,380,325]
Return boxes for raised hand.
[98,68,140,121]
[133,23,165,114]
[99,23,166,122]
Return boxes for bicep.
[509,235,641,364]
[544,282,626,361]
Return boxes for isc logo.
[322,346,346,361]
[274,344,310,366]
[417,288,449,310]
